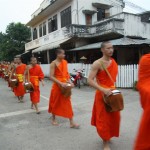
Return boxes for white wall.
[113,13,150,39]
[31,0,51,18]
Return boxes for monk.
[1,61,5,79]
[13,57,26,102]
[134,54,150,150]
[9,58,18,92]
[88,41,121,150]
[48,48,79,129]
[25,57,44,114]
[0,62,2,78]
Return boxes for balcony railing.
[65,18,124,38]
[25,18,124,51]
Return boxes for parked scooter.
[70,69,85,88]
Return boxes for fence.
[41,63,138,88]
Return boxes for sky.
[0,0,149,33]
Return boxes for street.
[0,79,142,150]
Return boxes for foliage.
[0,22,30,61]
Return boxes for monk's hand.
[70,82,74,88]
[60,83,68,89]
[102,88,112,97]
[41,81,45,86]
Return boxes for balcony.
[25,27,70,51]
[65,18,124,38]
[25,18,124,51]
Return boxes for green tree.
[0,22,30,61]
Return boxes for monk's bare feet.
[103,141,111,150]
[36,111,41,114]
[31,104,34,109]
[17,97,21,103]
[20,96,24,103]
[51,119,59,126]
[70,123,80,129]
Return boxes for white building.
[25,0,150,64]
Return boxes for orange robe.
[134,54,150,150]
[48,59,74,119]
[29,65,44,104]
[1,64,5,78]
[91,58,120,141]
[0,64,2,78]
[14,64,26,97]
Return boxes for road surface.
[0,79,142,150]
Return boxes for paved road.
[0,79,142,150]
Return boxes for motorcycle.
[70,69,85,88]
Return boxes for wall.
[77,0,124,25]
[31,0,52,18]
[114,13,150,39]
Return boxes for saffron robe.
[29,65,44,104]
[48,60,74,119]
[134,54,150,150]
[14,64,26,97]
[0,64,6,79]
[91,58,121,141]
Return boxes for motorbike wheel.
[77,79,81,89]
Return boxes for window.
[33,28,37,40]
[39,24,43,37]
[48,18,52,33]
[52,15,58,31]
[61,6,71,28]
[97,8,105,21]
[43,22,47,36]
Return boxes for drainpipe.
[76,0,79,24]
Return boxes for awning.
[92,3,112,9]
[82,10,97,15]
[70,37,150,51]
[15,51,30,57]
[32,38,70,53]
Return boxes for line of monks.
[0,41,149,150]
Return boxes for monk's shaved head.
[101,41,114,57]
[101,41,111,49]
[56,48,64,55]
[30,57,37,61]
[56,48,65,60]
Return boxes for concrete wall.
[114,13,150,39]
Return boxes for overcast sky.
[0,0,149,33]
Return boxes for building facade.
[24,0,150,64]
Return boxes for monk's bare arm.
[88,61,105,92]
[88,61,112,96]
[24,65,29,82]
[49,62,62,86]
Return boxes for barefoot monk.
[48,48,79,129]
[25,57,44,114]
[88,41,121,150]
[14,57,26,102]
